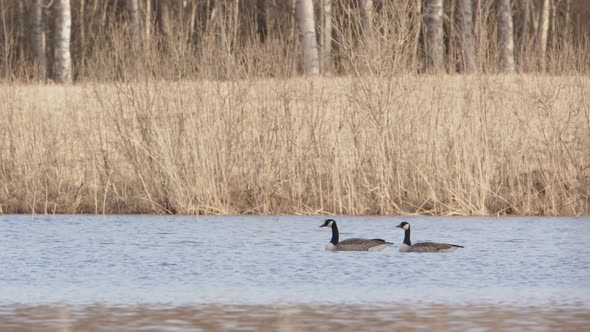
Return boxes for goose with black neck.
[320,219,393,251]
[396,221,463,253]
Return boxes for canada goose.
[396,221,463,253]
[319,219,393,251]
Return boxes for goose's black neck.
[330,222,339,245]
[403,228,412,246]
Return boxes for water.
[1,215,589,331]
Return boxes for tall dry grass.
[1,75,588,215]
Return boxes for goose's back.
[335,238,391,251]
[410,242,464,252]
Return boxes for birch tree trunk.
[473,0,481,51]
[519,0,530,66]
[144,0,151,47]
[413,0,422,71]
[531,0,538,33]
[126,0,141,52]
[31,0,47,81]
[230,0,240,49]
[158,0,172,41]
[564,0,572,39]
[359,0,373,41]
[55,0,72,83]
[459,0,475,73]
[497,0,515,73]
[550,0,556,49]
[17,1,25,61]
[320,0,332,72]
[78,0,86,77]
[538,0,550,71]
[295,0,319,75]
[214,0,226,50]
[426,0,444,72]
[188,0,198,44]
[290,0,298,49]
[448,0,456,70]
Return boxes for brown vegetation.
[1,76,588,215]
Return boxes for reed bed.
[0,75,589,215]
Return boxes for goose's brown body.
[320,219,393,252]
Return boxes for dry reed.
[1,75,588,215]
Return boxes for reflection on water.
[1,304,589,332]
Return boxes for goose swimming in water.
[396,221,463,253]
[320,219,393,251]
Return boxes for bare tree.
[413,0,422,71]
[78,0,86,77]
[31,0,47,81]
[188,0,198,44]
[538,0,550,71]
[320,0,332,72]
[144,0,152,47]
[459,0,475,73]
[448,0,456,70]
[54,0,72,83]
[214,0,226,50]
[126,0,141,51]
[550,0,556,49]
[359,0,373,41]
[497,0,515,73]
[157,0,172,41]
[519,0,531,66]
[229,0,240,49]
[16,1,25,61]
[256,0,267,43]
[564,0,572,34]
[295,0,319,75]
[426,0,444,71]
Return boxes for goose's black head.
[319,219,336,228]
[396,221,410,230]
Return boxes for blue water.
[0,215,589,307]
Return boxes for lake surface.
[1,215,589,331]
